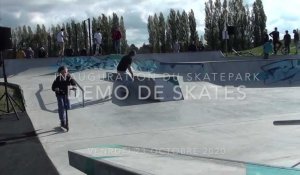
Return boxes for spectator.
[93,28,102,56]
[263,30,269,43]
[188,41,197,52]
[283,30,291,54]
[56,28,65,57]
[16,48,26,59]
[293,29,299,54]
[263,39,273,59]
[269,27,282,54]
[38,46,47,58]
[112,26,122,54]
[173,41,180,53]
[25,47,34,59]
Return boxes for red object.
[112,30,122,40]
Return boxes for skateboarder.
[52,66,76,130]
[117,50,136,82]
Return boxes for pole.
[0,51,20,120]
[75,23,78,55]
[225,2,228,56]
[1,52,9,112]
[83,21,87,53]
[88,18,92,55]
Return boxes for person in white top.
[56,28,65,57]
[93,28,102,56]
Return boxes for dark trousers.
[56,95,70,123]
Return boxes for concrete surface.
[0,113,59,175]
[1,52,300,174]
[69,145,300,175]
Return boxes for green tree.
[189,9,199,47]
[204,0,218,50]
[168,9,178,45]
[158,12,166,52]
[178,10,189,51]
[251,0,267,46]
[147,16,155,52]
[120,16,128,54]
[153,14,160,52]
[100,14,112,54]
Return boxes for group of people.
[16,46,47,59]
[56,26,122,57]
[263,27,299,59]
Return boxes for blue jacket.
[263,42,273,54]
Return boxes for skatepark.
[1,51,300,175]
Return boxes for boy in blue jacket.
[263,39,273,59]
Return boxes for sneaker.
[62,124,69,131]
[60,121,66,127]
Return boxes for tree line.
[204,0,266,51]
[12,0,267,56]
[147,9,203,53]
[11,13,128,57]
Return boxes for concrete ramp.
[69,145,300,175]
[152,58,300,88]
[107,72,184,104]
[135,51,225,62]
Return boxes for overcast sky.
[0,0,300,47]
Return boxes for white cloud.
[29,12,46,24]
[0,0,300,46]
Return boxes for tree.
[120,16,128,54]
[158,13,166,52]
[147,16,155,52]
[165,22,172,52]
[153,14,160,52]
[178,10,189,51]
[204,0,218,50]
[251,0,266,46]
[228,0,248,50]
[168,9,178,45]
[189,10,199,47]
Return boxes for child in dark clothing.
[52,66,76,128]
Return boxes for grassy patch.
[227,40,299,58]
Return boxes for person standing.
[263,39,273,59]
[52,66,76,128]
[173,41,180,53]
[263,30,269,43]
[25,47,34,59]
[293,29,299,54]
[269,27,282,54]
[56,28,65,57]
[112,26,122,54]
[93,28,102,56]
[283,30,291,54]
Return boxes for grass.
[0,85,24,115]
[228,40,299,57]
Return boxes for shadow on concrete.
[0,113,59,175]
[71,95,112,109]
[35,84,57,113]
[36,84,112,113]
[111,81,159,107]
[0,127,64,145]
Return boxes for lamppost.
[83,18,92,55]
